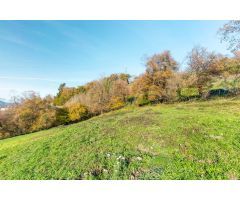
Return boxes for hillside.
[0,100,8,108]
[0,98,240,180]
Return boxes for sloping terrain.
[0,99,240,180]
[0,100,8,108]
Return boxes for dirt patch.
[118,115,157,126]
[100,127,117,136]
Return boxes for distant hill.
[0,99,9,108]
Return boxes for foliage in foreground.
[0,99,240,180]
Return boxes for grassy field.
[0,98,240,180]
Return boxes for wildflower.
[136,157,142,161]
[103,169,108,173]
[117,155,125,160]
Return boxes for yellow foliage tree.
[67,103,88,122]
[109,96,125,110]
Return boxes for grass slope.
[0,99,240,180]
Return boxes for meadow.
[0,98,240,180]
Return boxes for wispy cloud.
[0,76,60,82]
[0,76,91,84]
[0,29,53,54]
[0,33,28,47]
[43,21,100,51]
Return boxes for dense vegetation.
[1,48,240,139]
[0,98,240,180]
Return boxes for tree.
[119,73,131,84]
[54,83,79,106]
[0,92,60,137]
[67,103,88,122]
[65,74,130,115]
[186,46,221,96]
[219,20,240,51]
[216,56,240,89]
[132,51,179,103]
[110,79,129,101]
[57,83,66,96]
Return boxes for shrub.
[135,95,151,106]
[126,96,135,104]
[31,109,57,132]
[55,107,70,125]
[67,103,88,122]
[180,88,199,97]
[0,130,10,139]
[109,97,125,110]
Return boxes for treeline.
[0,21,240,139]
[1,47,240,139]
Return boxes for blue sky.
[0,20,231,100]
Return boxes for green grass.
[1,98,240,180]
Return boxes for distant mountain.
[0,99,9,108]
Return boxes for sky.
[0,20,231,100]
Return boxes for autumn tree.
[219,20,240,52]
[67,103,88,122]
[0,92,66,138]
[215,56,240,89]
[186,46,222,96]
[218,21,240,88]
[54,83,80,106]
[65,74,130,115]
[132,51,179,104]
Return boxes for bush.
[67,103,88,122]
[135,95,151,106]
[180,88,199,97]
[0,130,10,139]
[31,109,57,132]
[126,96,135,104]
[55,107,70,125]
[109,97,125,110]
